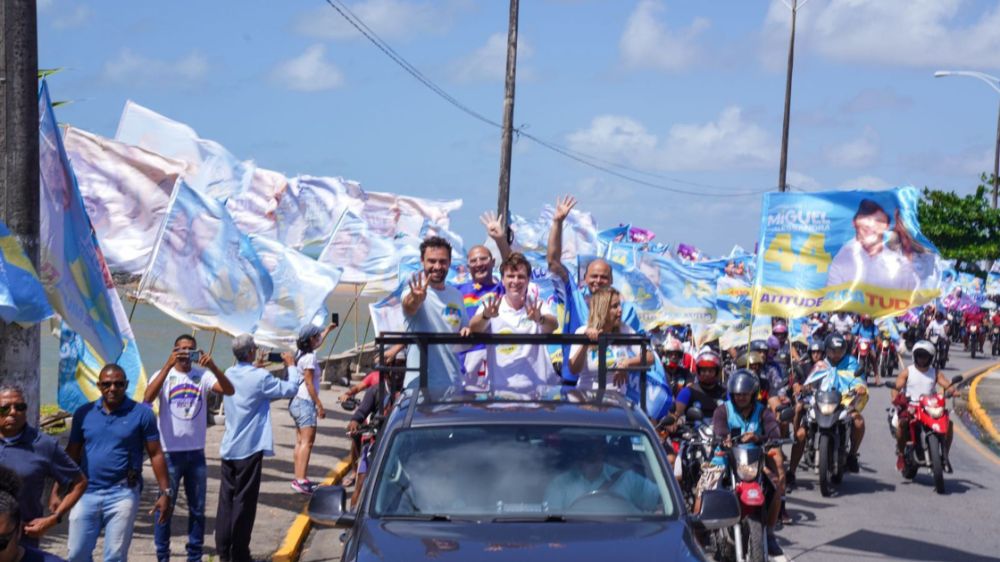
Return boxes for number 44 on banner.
[763,233,831,273]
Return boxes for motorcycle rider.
[925,311,950,359]
[663,338,694,396]
[812,333,868,472]
[891,340,956,472]
[830,311,855,337]
[711,370,785,558]
[963,306,986,353]
[674,351,728,420]
[852,315,878,376]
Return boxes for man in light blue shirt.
[214,334,300,562]
[543,437,661,513]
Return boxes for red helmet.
[695,351,721,370]
[772,323,788,335]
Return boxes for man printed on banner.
[826,198,936,292]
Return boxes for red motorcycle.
[890,375,963,494]
[967,323,984,358]
[875,334,897,384]
[854,337,875,381]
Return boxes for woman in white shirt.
[568,287,652,392]
[288,322,336,494]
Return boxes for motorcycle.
[991,325,1000,357]
[705,434,789,562]
[967,323,984,358]
[802,386,863,497]
[887,376,963,494]
[876,334,897,383]
[929,334,948,370]
[661,408,714,509]
[854,337,875,381]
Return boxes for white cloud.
[841,175,892,190]
[450,32,533,83]
[762,0,1000,68]
[620,0,709,72]
[566,107,776,172]
[294,0,450,41]
[825,127,880,168]
[103,50,208,86]
[787,171,822,191]
[272,45,345,92]
[53,4,91,29]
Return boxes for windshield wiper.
[382,513,453,521]
[492,514,568,523]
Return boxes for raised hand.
[553,195,577,222]
[480,211,505,240]
[526,297,543,324]
[482,294,501,320]
[408,272,430,304]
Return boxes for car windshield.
[371,425,675,519]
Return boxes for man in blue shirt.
[65,364,171,562]
[215,334,301,562]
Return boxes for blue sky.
[38,0,1000,257]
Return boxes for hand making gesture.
[553,195,577,222]
[408,272,430,303]
[526,297,543,324]
[480,211,504,240]
[481,294,501,320]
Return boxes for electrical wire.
[322,0,774,198]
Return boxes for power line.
[322,0,772,198]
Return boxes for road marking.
[272,456,353,562]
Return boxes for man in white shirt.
[402,236,470,390]
[143,334,234,562]
[469,253,559,392]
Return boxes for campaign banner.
[714,254,755,325]
[987,261,1000,296]
[0,221,53,324]
[140,180,274,335]
[638,255,722,327]
[753,187,943,318]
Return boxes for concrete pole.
[0,0,41,424]
[777,0,797,193]
[992,99,999,208]
[496,0,519,242]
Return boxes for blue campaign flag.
[38,81,125,362]
[754,187,944,318]
[987,261,1000,296]
[0,221,53,324]
[640,255,722,327]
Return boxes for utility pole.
[778,0,807,193]
[992,98,999,208]
[0,1,41,424]
[496,0,519,242]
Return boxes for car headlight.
[818,402,838,416]
[925,406,944,419]
[736,461,759,482]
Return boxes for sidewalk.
[970,365,1000,445]
[37,384,353,561]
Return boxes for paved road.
[779,352,1000,561]
[301,353,1000,562]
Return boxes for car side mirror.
[690,489,741,530]
[308,485,356,528]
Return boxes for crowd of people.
[0,195,987,561]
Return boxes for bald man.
[455,244,505,386]
[546,196,640,384]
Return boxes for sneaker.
[896,454,905,472]
[846,454,860,473]
[291,479,313,495]
[766,533,784,556]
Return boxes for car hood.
[348,519,705,562]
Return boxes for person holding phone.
[143,334,234,562]
[288,321,338,495]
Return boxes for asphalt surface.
[779,351,1000,561]
[302,353,1000,562]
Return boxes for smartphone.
[331,313,340,325]
[188,350,202,363]
[266,351,284,363]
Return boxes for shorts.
[289,397,318,428]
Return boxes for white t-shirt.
[904,365,938,402]
[569,325,637,392]
[156,366,218,452]
[830,313,855,335]
[403,283,469,389]
[295,352,321,402]
[477,294,558,392]
[927,320,948,338]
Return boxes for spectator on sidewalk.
[143,334,234,562]
[289,323,337,495]
[215,335,301,562]
[65,365,171,562]
[0,384,86,549]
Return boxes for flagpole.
[208,330,218,356]
[325,283,364,363]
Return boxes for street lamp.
[777,0,812,193]
[934,70,1000,208]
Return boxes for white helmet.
[912,340,935,357]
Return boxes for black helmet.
[824,333,846,352]
[749,339,770,354]
[728,369,760,397]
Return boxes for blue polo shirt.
[68,397,159,491]
[0,425,82,524]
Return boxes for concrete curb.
[272,457,353,562]
[967,364,1000,445]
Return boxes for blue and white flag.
[249,235,343,348]
[639,255,723,327]
[272,175,364,257]
[140,179,274,335]
[987,261,1000,296]
[39,82,125,362]
[318,211,416,286]
[754,187,944,318]
[0,221,53,324]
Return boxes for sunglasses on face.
[0,403,27,415]
[98,381,127,389]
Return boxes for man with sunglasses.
[65,365,171,562]
[0,385,86,548]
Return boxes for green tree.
[918,174,1000,273]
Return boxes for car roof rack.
[372,331,653,412]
